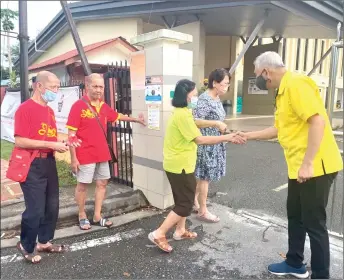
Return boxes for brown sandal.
[148,232,173,253]
[37,244,67,253]
[173,230,198,241]
[16,241,41,264]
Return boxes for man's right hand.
[50,142,70,153]
[71,159,80,174]
[236,131,249,140]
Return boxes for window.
[313,39,318,67]
[319,40,325,74]
[303,39,309,71]
[295,38,301,70]
[282,38,287,62]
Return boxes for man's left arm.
[119,113,145,125]
[107,105,145,125]
[289,81,326,182]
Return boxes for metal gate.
[104,61,133,187]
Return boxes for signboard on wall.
[145,75,163,104]
[248,77,268,95]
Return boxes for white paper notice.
[248,77,268,95]
[147,105,160,130]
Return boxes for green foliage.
[0,8,18,32]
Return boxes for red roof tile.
[29,37,137,71]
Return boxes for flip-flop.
[37,244,67,253]
[173,230,198,241]
[16,241,41,264]
[79,218,92,230]
[197,211,220,223]
[91,217,113,228]
[148,232,173,253]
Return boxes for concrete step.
[0,182,149,231]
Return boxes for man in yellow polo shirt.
[240,51,343,279]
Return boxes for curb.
[1,208,160,249]
[0,189,149,231]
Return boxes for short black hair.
[208,68,231,89]
[172,79,196,108]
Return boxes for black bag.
[81,98,118,163]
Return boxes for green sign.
[170,90,174,98]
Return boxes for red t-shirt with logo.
[14,99,57,153]
[66,96,119,164]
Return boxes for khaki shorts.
[77,162,110,184]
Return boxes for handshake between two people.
[216,121,247,145]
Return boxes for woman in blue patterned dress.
[193,68,232,222]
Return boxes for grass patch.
[1,140,76,187]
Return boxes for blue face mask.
[188,96,198,109]
[42,89,57,103]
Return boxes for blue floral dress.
[193,92,226,182]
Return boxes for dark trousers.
[286,172,337,279]
[165,170,197,217]
[20,155,59,254]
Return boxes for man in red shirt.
[66,73,145,230]
[13,71,77,263]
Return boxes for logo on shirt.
[80,109,95,119]
[38,123,57,138]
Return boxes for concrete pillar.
[130,29,193,209]
[172,21,205,89]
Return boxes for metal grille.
[104,61,133,187]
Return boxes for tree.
[0,8,19,73]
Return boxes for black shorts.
[165,170,197,217]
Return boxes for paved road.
[211,140,343,234]
[1,205,343,279]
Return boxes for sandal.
[91,217,113,228]
[148,232,173,253]
[16,241,41,264]
[79,218,91,230]
[37,243,67,253]
[173,230,198,241]
[197,211,220,223]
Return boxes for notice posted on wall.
[248,77,268,95]
[145,84,162,104]
[147,105,160,130]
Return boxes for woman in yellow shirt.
[148,79,245,253]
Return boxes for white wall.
[33,18,142,65]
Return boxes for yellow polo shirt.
[163,108,202,174]
[275,71,343,179]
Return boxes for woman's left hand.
[216,121,227,133]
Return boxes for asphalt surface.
[1,204,342,279]
[212,140,344,234]
[1,140,343,279]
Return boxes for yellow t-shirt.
[275,71,343,179]
[163,108,202,174]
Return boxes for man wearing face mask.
[238,52,343,279]
[13,71,79,264]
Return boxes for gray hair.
[253,51,285,69]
